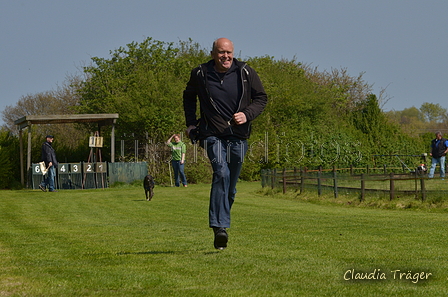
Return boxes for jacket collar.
[204,58,245,72]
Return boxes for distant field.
[1,182,446,296]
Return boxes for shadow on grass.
[116,250,221,255]
[117,251,177,255]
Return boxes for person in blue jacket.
[428,131,448,179]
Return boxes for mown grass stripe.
[0,182,446,296]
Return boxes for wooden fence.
[260,165,445,202]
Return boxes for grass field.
[1,182,447,296]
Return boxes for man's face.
[47,137,54,143]
[173,136,180,142]
[211,39,234,72]
[436,134,442,140]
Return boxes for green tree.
[420,102,446,123]
[352,95,425,164]
[386,107,427,137]
[352,94,394,155]
[77,37,208,142]
[0,129,21,189]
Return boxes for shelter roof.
[14,114,119,129]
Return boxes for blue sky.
[1,0,447,126]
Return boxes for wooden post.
[27,127,32,188]
[414,170,418,200]
[420,177,426,202]
[317,169,322,196]
[282,168,287,194]
[350,164,354,175]
[19,129,24,186]
[360,173,365,202]
[300,167,306,194]
[389,172,394,201]
[110,119,116,163]
[333,166,338,198]
[294,167,298,188]
[383,164,387,175]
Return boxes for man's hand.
[186,125,196,137]
[232,112,247,125]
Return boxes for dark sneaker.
[39,185,46,192]
[213,227,228,250]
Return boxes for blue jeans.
[428,156,446,178]
[171,160,187,187]
[202,136,248,228]
[40,166,56,191]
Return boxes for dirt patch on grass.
[0,277,24,296]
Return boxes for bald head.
[211,38,234,72]
[212,38,234,52]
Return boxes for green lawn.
[1,182,447,296]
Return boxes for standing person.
[39,135,59,192]
[166,134,188,187]
[183,38,267,250]
[428,131,448,179]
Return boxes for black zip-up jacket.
[41,141,58,168]
[431,137,448,158]
[183,58,267,140]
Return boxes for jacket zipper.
[199,63,248,133]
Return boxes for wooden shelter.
[14,114,119,186]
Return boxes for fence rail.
[261,166,445,202]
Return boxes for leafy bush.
[0,129,20,189]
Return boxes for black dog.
[143,175,155,201]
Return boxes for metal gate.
[108,162,148,185]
